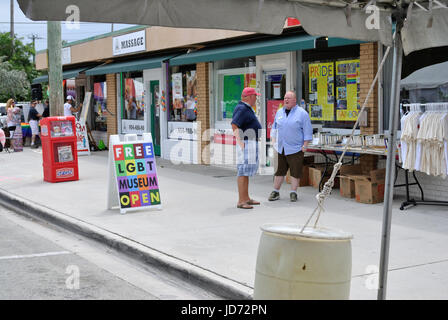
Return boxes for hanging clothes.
[400,103,448,178]
[400,107,421,171]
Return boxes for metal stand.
[395,166,448,210]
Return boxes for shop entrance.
[263,70,286,169]
[149,80,161,156]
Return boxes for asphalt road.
[0,205,220,300]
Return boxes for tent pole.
[377,31,403,300]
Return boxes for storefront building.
[33,26,373,167]
[33,24,448,202]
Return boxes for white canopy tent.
[401,61,448,90]
[18,0,448,299]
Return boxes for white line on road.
[0,251,72,261]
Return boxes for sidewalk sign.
[107,133,162,214]
[75,120,90,155]
[79,92,92,123]
[76,92,92,156]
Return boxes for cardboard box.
[339,164,363,176]
[352,168,386,204]
[309,165,325,188]
[338,164,363,198]
[340,176,356,198]
[309,165,339,189]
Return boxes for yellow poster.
[336,59,360,121]
[308,62,334,121]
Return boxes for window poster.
[66,79,76,101]
[308,62,334,121]
[222,73,256,119]
[124,77,145,121]
[267,100,284,139]
[171,73,183,109]
[336,59,360,121]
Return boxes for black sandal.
[237,203,253,209]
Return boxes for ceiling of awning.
[18,0,448,55]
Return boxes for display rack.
[398,102,448,210]
[395,167,448,210]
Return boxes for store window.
[121,71,146,134]
[93,75,107,132]
[302,45,360,130]
[122,72,144,120]
[169,64,197,122]
[213,57,256,123]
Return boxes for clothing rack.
[401,102,448,113]
[398,101,448,210]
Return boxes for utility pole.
[10,0,15,51]
[28,34,43,65]
[47,22,64,116]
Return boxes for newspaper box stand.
[40,116,79,182]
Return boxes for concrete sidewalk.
[1,147,448,300]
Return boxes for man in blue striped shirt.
[269,91,313,202]
[231,87,262,209]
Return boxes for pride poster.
[308,62,334,121]
[336,59,360,121]
[112,142,161,210]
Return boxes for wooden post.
[47,21,64,116]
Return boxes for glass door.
[150,80,161,156]
[264,71,286,168]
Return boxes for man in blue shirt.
[231,87,262,209]
[269,91,313,202]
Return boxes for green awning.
[32,74,49,84]
[170,35,363,66]
[170,34,317,66]
[85,55,169,76]
[327,37,365,47]
[32,67,91,84]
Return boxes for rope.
[301,33,396,233]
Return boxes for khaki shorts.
[274,150,304,179]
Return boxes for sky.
[0,0,137,52]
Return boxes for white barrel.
[253,223,353,300]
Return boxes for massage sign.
[110,139,161,213]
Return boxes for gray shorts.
[29,120,39,135]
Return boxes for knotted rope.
[301,34,395,233]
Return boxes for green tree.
[0,58,29,101]
[0,32,40,101]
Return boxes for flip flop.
[246,199,260,205]
[237,203,253,209]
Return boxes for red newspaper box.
[40,116,79,183]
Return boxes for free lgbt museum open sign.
[113,142,161,209]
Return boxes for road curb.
[0,189,253,300]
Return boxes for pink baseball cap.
[242,87,261,97]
